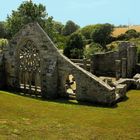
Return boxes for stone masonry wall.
[91,51,119,76]
[91,42,137,78]
[2,22,118,104]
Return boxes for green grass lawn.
[0,90,140,140]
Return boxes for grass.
[113,25,140,37]
[0,90,140,140]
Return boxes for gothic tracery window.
[19,40,41,95]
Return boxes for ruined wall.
[91,42,137,78]
[136,64,140,73]
[1,22,117,104]
[91,51,119,76]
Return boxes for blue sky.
[0,0,139,27]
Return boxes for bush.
[84,43,103,59]
[117,29,140,41]
[0,39,8,51]
[70,48,83,59]
[64,32,84,58]
[80,25,95,40]
[90,23,114,48]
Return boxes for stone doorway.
[19,40,41,96]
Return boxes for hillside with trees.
[0,0,140,61]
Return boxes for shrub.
[84,43,103,59]
[64,32,84,58]
[0,39,8,51]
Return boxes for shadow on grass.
[47,98,119,109]
[2,89,129,109]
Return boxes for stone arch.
[65,73,77,98]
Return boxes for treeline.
[0,1,140,59]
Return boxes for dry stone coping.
[115,84,127,100]
[133,73,140,80]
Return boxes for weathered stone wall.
[91,42,137,78]
[136,64,140,73]
[91,51,119,76]
[1,22,117,104]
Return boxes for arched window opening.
[65,74,76,99]
[19,40,41,96]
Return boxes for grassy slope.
[0,90,140,140]
[113,26,140,37]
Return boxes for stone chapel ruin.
[0,22,139,105]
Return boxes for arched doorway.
[19,40,41,96]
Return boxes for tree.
[6,1,47,37]
[62,20,80,36]
[80,25,95,40]
[44,16,56,41]
[64,32,84,58]
[0,22,8,38]
[125,29,139,39]
[90,23,114,48]
[117,29,140,41]
[53,21,64,34]
[0,39,8,51]
[84,43,102,59]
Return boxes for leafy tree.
[0,39,8,51]
[0,22,9,38]
[117,29,140,41]
[44,19,64,42]
[64,33,84,58]
[125,29,139,39]
[80,25,95,40]
[70,48,84,59]
[53,21,64,34]
[90,23,114,48]
[62,20,80,36]
[44,16,56,41]
[6,1,47,37]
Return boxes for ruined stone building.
[0,22,139,105]
[90,42,137,78]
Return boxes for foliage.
[90,23,114,48]
[62,20,80,36]
[0,39,8,51]
[44,19,65,42]
[80,25,95,39]
[84,43,102,59]
[44,16,56,41]
[64,32,84,58]
[6,1,65,45]
[0,22,9,38]
[129,38,140,63]
[53,21,64,34]
[106,41,120,51]
[70,48,84,59]
[117,29,140,41]
[55,34,68,49]
[6,1,47,37]
[0,90,140,139]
